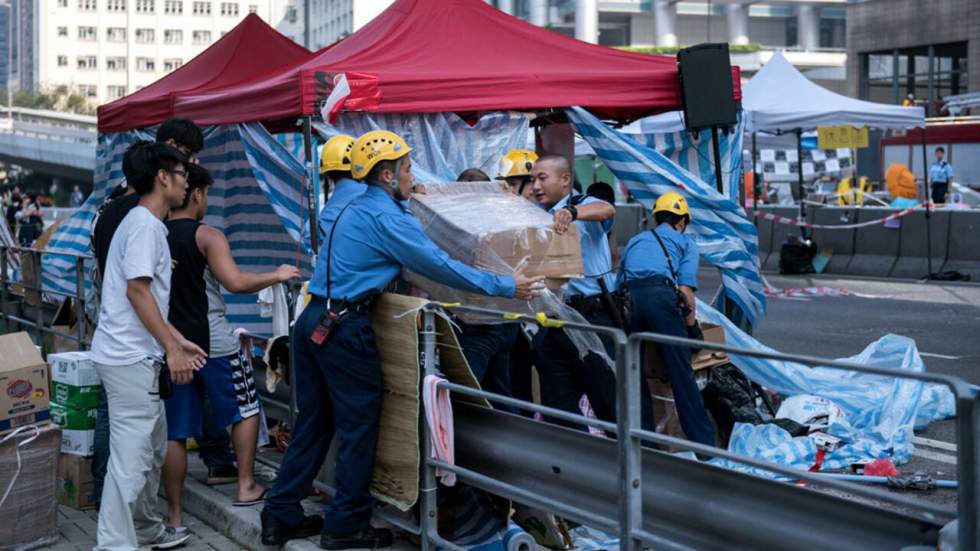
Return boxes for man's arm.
[678,285,697,326]
[197,225,299,294]
[127,277,205,384]
[553,199,615,234]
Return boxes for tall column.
[529,0,547,27]
[575,0,598,43]
[796,4,819,50]
[726,3,749,46]
[653,0,677,47]
[497,0,514,15]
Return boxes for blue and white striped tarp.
[41,123,312,336]
[314,111,530,183]
[566,107,766,325]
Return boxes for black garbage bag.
[779,236,817,275]
[701,363,768,447]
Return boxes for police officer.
[929,146,953,205]
[498,148,538,201]
[619,192,715,447]
[302,134,361,253]
[530,155,646,429]
[261,130,544,550]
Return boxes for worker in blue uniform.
[619,192,716,447]
[530,155,652,431]
[261,130,544,550]
[301,134,363,253]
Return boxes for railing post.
[616,335,642,551]
[419,309,438,551]
[0,247,8,332]
[33,251,43,346]
[957,391,979,551]
[75,257,87,350]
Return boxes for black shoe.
[320,527,393,550]
[261,509,324,546]
[206,464,239,485]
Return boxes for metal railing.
[0,245,91,351]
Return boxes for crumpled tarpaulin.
[697,299,956,472]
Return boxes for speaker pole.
[710,125,725,194]
[796,128,807,239]
[752,131,759,211]
[921,124,933,280]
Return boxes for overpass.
[0,107,97,182]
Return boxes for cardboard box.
[61,428,96,456]
[0,332,51,433]
[57,453,96,510]
[50,402,98,430]
[49,351,101,410]
[0,421,60,548]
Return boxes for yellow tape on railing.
[535,312,566,328]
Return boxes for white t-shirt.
[90,206,172,365]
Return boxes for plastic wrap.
[0,422,60,549]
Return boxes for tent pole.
[751,131,759,211]
[795,129,806,239]
[302,115,319,253]
[921,124,933,279]
[710,125,734,321]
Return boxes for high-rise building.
[4,0,302,106]
[0,1,9,94]
[2,0,39,94]
[305,0,394,50]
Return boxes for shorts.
[164,348,261,441]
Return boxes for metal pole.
[706,0,711,42]
[0,247,8,332]
[301,116,319,253]
[33,251,42,344]
[617,337,641,551]
[956,393,979,551]
[921,126,933,279]
[75,257,86,350]
[796,129,807,238]
[710,126,725,194]
[419,310,438,551]
[752,131,759,210]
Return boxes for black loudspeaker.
[677,43,738,131]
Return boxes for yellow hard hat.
[320,134,355,174]
[351,130,412,180]
[498,149,539,179]
[653,192,690,217]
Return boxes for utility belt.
[566,289,633,325]
[308,294,377,346]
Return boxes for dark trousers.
[535,305,653,431]
[931,182,949,205]
[456,321,518,399]
[265,297,382,535]
[508,327,535,407]
[628,280,716,447]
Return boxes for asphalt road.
[695,270,980,507]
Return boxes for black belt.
[565,293,605,315]
[626,275,675,289]
[310,294,376,314]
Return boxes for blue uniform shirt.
[547,194,616,297]
[620,224,700,290]
[301,178,365,254]
[308,185,516,301]
[930,161,953,183]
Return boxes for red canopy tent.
[97,14,311,133]
[174,0,717,126]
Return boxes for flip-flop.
[232,488,268,507]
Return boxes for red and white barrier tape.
[752,204,931,230]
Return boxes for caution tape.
[752,204,931,230]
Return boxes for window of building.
[106,0,126,12]
[135,28,155,43]
[78,0,97,12]
[57,26,68,37]
[107,85,127,99]
[57,55,68,67]
[192,1,210,15]
[58,0,68,7]
[219,2,237,16]
[136,0,154,13]
[136,57,155,72]
[286,5,296,23]
[77,56,97,70]
[163,58,183,71]
[164,0,182,13]
[192,30,211,44]
[79,84,97,98]
[248,4,256,14]
[860,42,970,114]
[106,56,127,70]
[107,27,126,42]
[78,26,97,41]
[163,29,183,44]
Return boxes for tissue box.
[49,351,101,410]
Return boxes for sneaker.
[320,527,393,550]
[144,526,190,550]
[261,509,324,546]
[206,464,239,485]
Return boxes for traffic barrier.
[763,206,801,272]
[754,211,775,268]
[841,207,902,277]
[808,207,858,274]
[942,210,980,280]
[890,210,951,279]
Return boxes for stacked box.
[0,332,51,433]
[57,454,97,510]
[48,351,101,456]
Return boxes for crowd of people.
[85,118,715,551]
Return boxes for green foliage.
[619,43,762,56]
[7,86,96,115]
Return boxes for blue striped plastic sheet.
[41,124,312,336]
[313,111,530,183]
[566,106,766,326]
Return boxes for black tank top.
[166,218,210,354]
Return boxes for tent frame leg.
[302,115,319,253]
